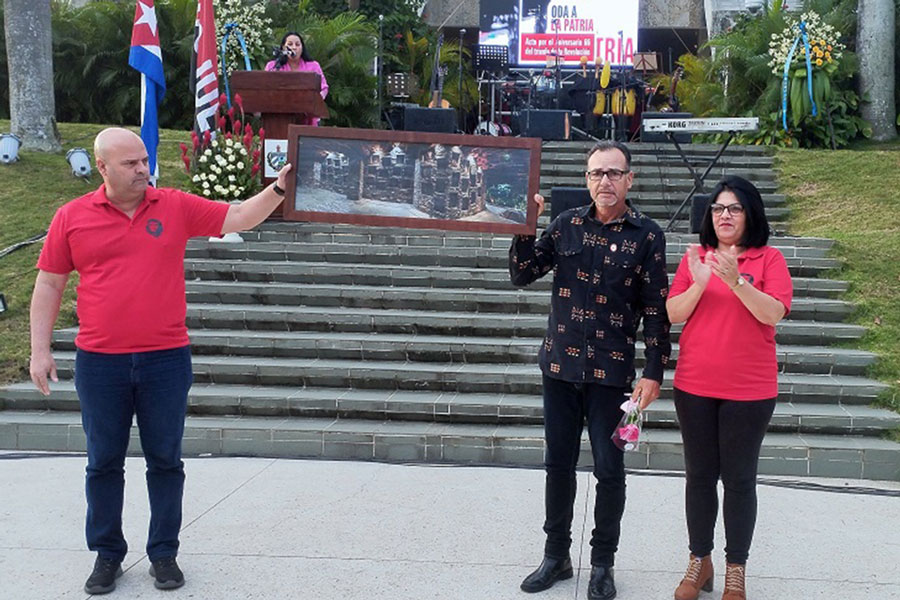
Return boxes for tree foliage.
[650,0,875,148]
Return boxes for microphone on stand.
[273,47,294,68]
[458,28,466,133]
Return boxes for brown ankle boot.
[674,554,713,600]
[721,562,746,600]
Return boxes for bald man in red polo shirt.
[29,127,291,595]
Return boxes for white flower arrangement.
[180,93,265,200]
[216,0,273,77]
[768,11,844,76]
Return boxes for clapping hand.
[686,244,711,289]
[708,245,740,287]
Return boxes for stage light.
[66,147,92,177]
[0,133,21,164]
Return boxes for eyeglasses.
[586,168,628,182]
[710,203,745,217]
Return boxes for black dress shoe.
[587,565,616,600]
[520,555,574,593]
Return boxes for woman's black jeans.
[674,387,775,565]
[541,374,627,567]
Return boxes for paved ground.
[2,452,899,599]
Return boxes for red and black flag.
[190,0,219,135]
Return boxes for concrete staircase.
[2,142,898,481]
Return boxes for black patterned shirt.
[509,203,671,386]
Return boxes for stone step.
[237,227,835,258]
[537,173,780,188]
[43,353,889,405]
[539,176,779,192]
[532,186,785,204]
[185,242,840,277]
[0,410,896,480]
[49,329,876,376]
[542,141,774,157]
[184,259,849,298]
[180,281,855,323]
[568,204,790,223]
[181,303,867,346]
[541,152,776,169]
[3,381,897,437]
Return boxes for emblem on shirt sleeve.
[146,219,164,238]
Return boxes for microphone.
[273,46,294,67]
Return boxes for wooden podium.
[230,70,329,218]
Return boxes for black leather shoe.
[587,565,616,600]
[520,555,574,593]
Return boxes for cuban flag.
[129,0,166,185]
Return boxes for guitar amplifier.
[690,193,711,234]
[550,187,592,221]
[516,110,571,141]
[403,107,456,133]
[642,111,693,143]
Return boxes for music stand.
[474,45,509,74]
[632,52,658,73]
[386,72,411,99]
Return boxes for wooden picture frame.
[283,126,543,235]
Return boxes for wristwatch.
[731,276,746,290]
[272,183,285,197]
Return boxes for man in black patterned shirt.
[511,141,671,600]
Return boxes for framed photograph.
[283,126,542,234]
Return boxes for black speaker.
[517,110,571,140]
[642,111,693,143]
[551,187,591,221]
[403,107,456,133]
[690,193,710,234]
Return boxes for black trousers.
[673,387,775,564]
[541,375,627,567]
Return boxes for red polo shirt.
[37,184,229,353]
[670,245,793,400]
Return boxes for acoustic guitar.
[427,33,449,109]
[666,66,684,113]
[428,66,450,108]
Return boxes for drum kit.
[473,46,656,141]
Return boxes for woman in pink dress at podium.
[265,32,329,126]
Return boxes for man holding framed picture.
[509,140,671,600]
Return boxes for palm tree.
[857,0,897,140]
[4,0,61,151]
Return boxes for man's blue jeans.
[74,345,192,562]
